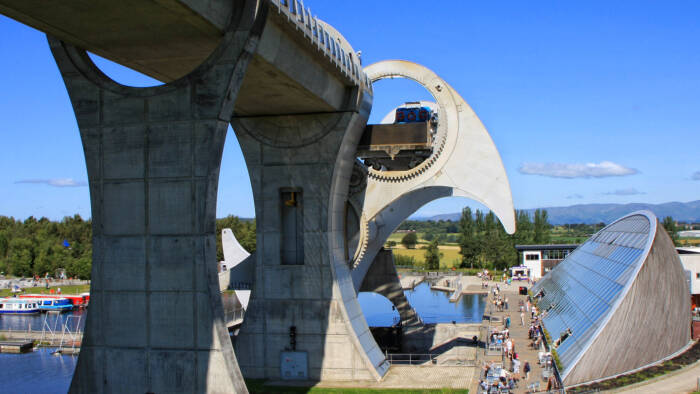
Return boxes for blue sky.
[1,1,699,221]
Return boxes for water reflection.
[359,282,486,326]
[0,309,86,332]
[357,292,400,327]
[0,348,77,394]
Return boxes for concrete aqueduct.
[0,0,514,392]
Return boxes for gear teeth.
[351,218,372,270]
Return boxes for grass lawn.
[550,236,586,244]
[387,233,460,246]
[245,381,468,394]
[392,247,462,268]
[0,284,90,298]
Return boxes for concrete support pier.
[232,103,390,381]
[359,249,420,326]
[48,2,263,392]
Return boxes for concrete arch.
[48,1,266,392]
[351,186,452,290]
[351,60,516,289]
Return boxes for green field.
[391,246,462,268]
[0,284,90,298]
[387,232,460,247]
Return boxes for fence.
[386,352,478,367]
[385,353,438,365]
[224,307,245,326]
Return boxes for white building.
[677,247,700,305]
[514,244,579,279]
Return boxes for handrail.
[268,0,368,89]
[384,353,438,365]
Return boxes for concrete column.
[48,2,265,392]
[359,249,420,326]
[232,97,389,381]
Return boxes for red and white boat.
[19,293,89,307]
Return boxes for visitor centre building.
[531,210,690,387]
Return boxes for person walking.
[520,311,525,326]
[524,361,531,381]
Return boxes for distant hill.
[418,200,700,225]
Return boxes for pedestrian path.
[472,280,554,393]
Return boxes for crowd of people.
[478,278,558,393]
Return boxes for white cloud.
[603,188,645,196]
[692,171,700,181]
[566,193,584,199]
[15,178,87,187]
[518,161,638,178]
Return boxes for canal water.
[358,281,487,326]
[0,309,86,332]
[0,348,77,393]
[0,284,485,392]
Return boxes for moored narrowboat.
[20,293,88,307]
[36,297,73,312]
[0,298,41,314]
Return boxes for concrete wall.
[232,104,387,381]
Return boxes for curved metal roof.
[531,210,656,379]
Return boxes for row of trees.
[0,214,257,280]
[394,208,553,271]
[215,215,256,260]
[0,215,92,279]
[1,210,680,279]
[457,208,551,271]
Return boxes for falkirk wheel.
[349,60,516,293]
[36,1,514,392]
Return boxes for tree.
[394,254,415,267]
[662,216,680,246]
[458,207,480,268]
[7,238,33,277]
[424,239,442,270]
[422,231,435,242]
[216,215,257,261]
[514,210,533,245]
[533,209,551,244]
[386,240,397,248]
[401,232,418,249]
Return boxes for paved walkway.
[472,279,553,393]
[399,275,425,290]
[312,366,475,389]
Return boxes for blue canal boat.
[0,298,41,314]
[36,298,74,312]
